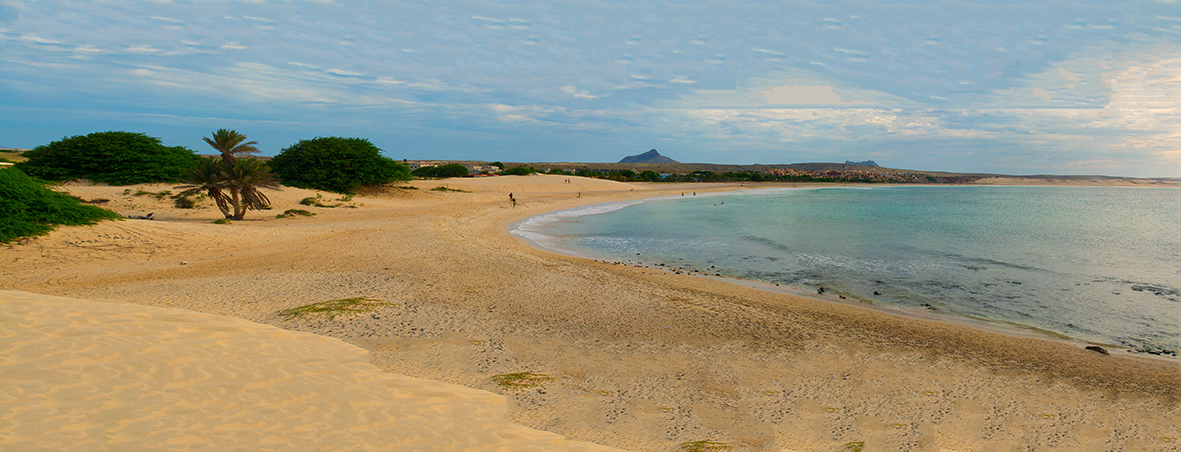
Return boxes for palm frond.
[204,129,260,166]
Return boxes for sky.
[2,1,1181,177]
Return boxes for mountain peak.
[619,149,679,164]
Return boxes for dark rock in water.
[1085,345,1110,355]
[919,303,936,311]
[817,287,826,294]
[873,291,882,296]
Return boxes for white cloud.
[670,76,696,84]
[221,42,246,50]
[127,44,162,54]
[326,68,362,76]
[19,34,62,45]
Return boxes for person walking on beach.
[509,193,516,208]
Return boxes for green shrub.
[490,372,553,391]
[412,163,470,178]
[15,131,198,185]
[500,166,536,176]
[276,209,315,218]
[275,297,394,320]
[269,137,410,194]
[174,196,196,209]
[430,186,470,193]
[0,169,122,243]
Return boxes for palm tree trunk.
[230,188,244,220]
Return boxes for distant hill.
[620,149,678,164]
[845,160,879,167]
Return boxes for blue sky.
[3,1,1180,177]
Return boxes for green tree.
[222,158,281,219]
[270,137,411,193]
[412,163,470,179]
[500,166,536,176]
[203,129,260,167]
[16,131,198,185]
[184,130,279,220]
[0,169,122,243]
[176,157,232,218]
[640,170,660,182]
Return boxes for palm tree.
[203,129,259,167]
[176,157,233,218]
[222,158,281,220]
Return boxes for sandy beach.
[3,175,1180,451]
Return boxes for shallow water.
[513,186,1181,352]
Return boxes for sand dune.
[0,290,620,451]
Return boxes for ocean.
[513,185,1180,353]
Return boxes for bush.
[500,166,536,176]
[174,196,196,209]
[412,163,470,178]
[269,137,410,194]
[0,169,122,243]
[276,209,315,218]
[15,131,199,185]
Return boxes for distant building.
[407,161,438,170]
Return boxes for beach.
[3,174,1181,451]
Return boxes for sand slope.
[0,290,620,451]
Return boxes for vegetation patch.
[843,441,865,452]
[270,136,410,193]
[174,196,197,209]
[69,195,110,205]
[431,186,470,193]
[131,188,176,199]
[412,163,470,178]
[300,193,354,208]
[276,209,315,218]
[678,440,731,452]
[393,185,418,190]
[15,131,198,185]
[212,218,232,224]
[0,150,28,163]
[499,166,536,176]
[275,297,394,321]
[0,169,122,243]
[490,372,553,391]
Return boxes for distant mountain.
[620,149,679,164]
[845,160,879,167]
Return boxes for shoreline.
[507,184,1179,362]
[5,175,1181,451]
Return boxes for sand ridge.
[3,174,1181,451]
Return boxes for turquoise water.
[513,186,1181,353]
